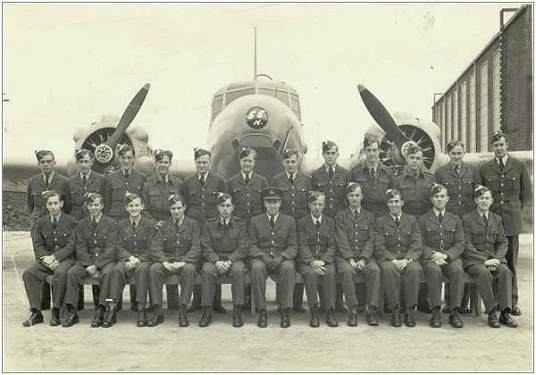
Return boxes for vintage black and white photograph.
[2,2,533,372]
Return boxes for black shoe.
[257,309,267,328]
[147,313,164,327]
[335,304,348,314]
[178,309,189,327]
[62,312,79,327]
[511,305,522,316]
[90,308,105,328]
[242,301,252,312]
[442,305,451,314]
[50,308,61,326]
[232,307,243,328]
[459,305,471,314]
[347,307,358,327]
[384,304,393,314]
[22,311,43,327]
[326,308,339,327]
[430,308,442,328]
[199,308,212,327]
[280,309,291,328]
[213,305,227,314]
[293,305,306,313]
[102,305,117,328]
[309,306,320,328]
[405,309,416,327]
[367,307,379,326]
[488,310,500,328]
[449,309,464,328]
[391,306,401,327]
[137,310,147,327]
[499,310,518,328]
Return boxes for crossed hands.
[484,258,501,272]
[42,255,59,271]
[162,261,186,272]
[392,258,410,271]
[86,265,100,279]
[349,258,366,271]
[311,260,327,275]
[214,260,232,274]
[124,256,142,270]
[431,251,448,266]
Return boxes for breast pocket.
[357,225,370,241]
[461,179,474,196]
[471,231,487,245]
[485,176,500,191]
[71,187,84,207]
[506,175,520,194]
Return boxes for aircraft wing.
[3,157,69,193]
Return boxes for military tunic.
[26,172,72,220]
[350,163,395,217]
[67,172,105,220]
[143,174,184,221]
[103,169,146,220]
[435,163,480,217]
[228,172,268,223]
[271,171,311,220]
[311,164,351,218]
[182,172,227,224]
[395,168,435,216]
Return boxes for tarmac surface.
[2,231,533,372]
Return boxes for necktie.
[245,174,250,184]
[370,168,375,178]
[288,174,294,185]
[395,216,400,227]
[438,212,443,223]
[52,217,58,228]
[82,174,87,187]
[132,220,136,230]
[328,167,334,178]
[315,219,321,230]
[499,158,505,171]
[223,220,229,233]
[483,215,488,228]
[124,170,130,179]
[175,220,181,232]
[92,218,98,229]
[269,215,275,229]
[199,174,205,186]
[454,165,460,175]
[44,173,50,188]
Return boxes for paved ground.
[2,232,533,372]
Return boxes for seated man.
[149,194,200,327]
[22,190,77,327]
[375,189,423,328]
[249,187,297,328]
[199,193,249,328]
[462,186,517,328]
[297,191,338,328]
[419,184,465,329]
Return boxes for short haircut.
[386,189,402,200]
[216,192,233,205]
[83,192,104,207]
[346,182,362,194]
[124,192,143,206]
[167,193,186,207]
[117,144,135,157]
[322,140,338,153]
[75,149,94,160]
[430,183,447,196]
[307,191,325,204]
[154,149,173,162]
[405,143,422,157]
[474,185,492,198]
[282,148,299,160]
[491,131,508,144]
[194,147,211,160]
[446,140,465,153]
[41,190,62,203]
[239,146,256,160]
[35,150,54,161]
[363,133,381,149]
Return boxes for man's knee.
[182,263,197,276]
[380,261,398,275]
[231,262,246,276]
[279,260,295,274]
[250,260,266,274]
[366,261,380,276]
[424,262,442,276]
[201,262,217,275]
[496,264,512,277]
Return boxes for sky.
[2,3,526,163]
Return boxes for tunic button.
[94,240,97,244]
[502,174,505,178]
[246,194,250,197]
[272,232,275,235]
[54,238,57,241]
[500,201,504,204]
[329,181,333,184]
[202,195,205,199]
[500,183,504,187]
[501,192,504,195]
[292,193,295,197]
[271,240,275,244]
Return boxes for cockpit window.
[211,94,224,120]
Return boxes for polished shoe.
[178,309,189,327]
[488,310,500,328]
[257,309,268,328]
[511,305,522,316]
[102,306,117,328]
[430,308,442,328]
[448,309,464,328]
[309,306,320,328]
[326,308,339,327]
[147,313,164,327]
[137,310,147,327]
[213,305,227,314]
[280,308,291,328]
[335,304,348,314]
[367,307,379,326]
[390,306,401,327]
[50,308,61,326]
[347,307,358,327]
[459,305,471,314]
[90,308,105,328]
[232,307,243,328]
[499,310,518,327]
[22,311,43,327]
[199,308,212,327]
[62,312,79,327]
[293,305,306,313]
[405,309,416,327]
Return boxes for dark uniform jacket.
[435,163,479,217]
[27,172,72,220]
[374,213,422,261]
[228,172,268,222]
[103,169,146,219]
[297,215,336,265]
[74,215,116,269]
[201,216,249,263]
[480,156,532,236]
[350,162,395,216]
[143,174,183,221]
[248,213,298,262]
[311,164,350,217]
[182,172,227,224]
[115,216,156,262]
[151,216,201,264]
[418,210,464,263]
[271,171,311,220]
[334,208,376,261]
[68,172,105,219]
[395,167,435,216]
[31,213,77,262]
[461,210,508,268]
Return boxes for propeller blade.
[357,84,409,148]
[106,83,150,149]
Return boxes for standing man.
[462,186,517,328]
[272,148,311,313]
[199,193,249,327]
[375,189,423,327]
[480,131,531,316]
[68,149,105,220]
[249,187,297,328]
[22,191,77,327]
[419,184,465,329]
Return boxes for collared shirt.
[80,171,92,180]
[433,208,446,218]
[91,213,103,224]
[324,164,336,173]
[220,217,230,226]
[351,208,361,217]
[121,168,133,177]
[478,211,489,220]
[390,213,402,222]
[130,215,142,227]
[173,216,185,227]
[241,172,252,182]
[42,171,55,183]
[365,161,379,175]
[496,155,508,166]
[198,171,209,180]
[311,214,323,225]
[158,174,170,184]
[267,212,280,223]
[285,171,295,181]
[49,212,62,223]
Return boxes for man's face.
[217,199,234,219]
[406,151,423,172]
[46,195,63,216]
[156,156,172,176]
[240,154,255,174]
[38,154,55,174]
[365,142,380,164]
[322,146,338,166]
[308,197,325,218]
[283,154,298,174]
[264,199,281,216]
[119,151,135,170]
[448,145,465,166]
[492,137,509,159]
[475,191,493,211]
[87,199,104,218]
[431,189,449,210]
[387,195,404,216]
[195,155,210,174]
[126,198,144,218]
[77,154,93,174]
[170,201,186,221]
[347,188,364,209]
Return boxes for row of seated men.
[22,130,529,328]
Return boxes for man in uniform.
[480,131,531,316]
[375,189,423,327]
[272,148,311,313]
[68,149,105,220]
[350,134,395,217]
[181,147,227,313]
[149,194,200,327]
[335,183,380,326]
[419,184,465,328]
[22,191,77,327]
[249,187,298,328]
[296,191,338,328]
[199,193,249,327]
[462,186,517,328]
[311,140,350,312]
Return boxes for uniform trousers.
[422,259,464,308]
[201,261,246,307]
[465,263,512,313]
[64,263,115,308]
[298,263,336,309]
[149,263,196,308]
[379,260,422,307]
[109,261,151,307]
[337,259,381,308]
[506,236,519,305]
[23,259,75,310]
[250,259,296,310]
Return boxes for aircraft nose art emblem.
[246,107,268,129]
